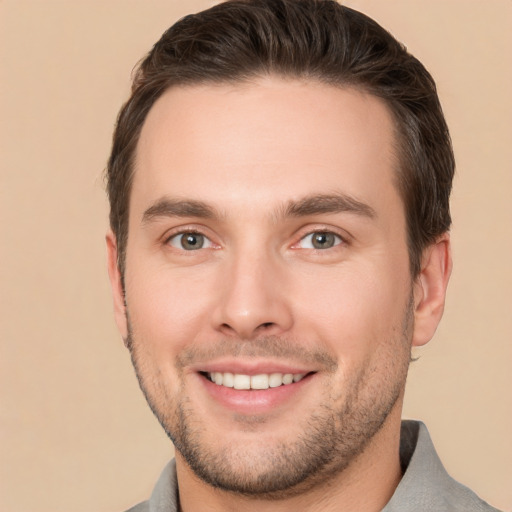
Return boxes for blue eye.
[299,232,341,249]
[168,232,213,251]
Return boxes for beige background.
[1,1,511,511]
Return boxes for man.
[105,1,500,510]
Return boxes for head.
[106,0,453,502]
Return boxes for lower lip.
[198,373,314,414]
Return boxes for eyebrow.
[141,192,376,225]
[142,198,220,224]
[283,193,376,219]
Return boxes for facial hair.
[125,297,413,499]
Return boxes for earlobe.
[106,231,129,341]
[412,234,452,347]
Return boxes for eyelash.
[165,229,216,251]
[294,231,344,250]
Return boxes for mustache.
[175,336,338,372]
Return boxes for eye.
[167,232,213,251]
[298,231,342,250]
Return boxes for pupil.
[182,233,203,250]
[313,232,333,249]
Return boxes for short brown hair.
[107,0,454,277]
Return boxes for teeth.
[233,374,250,390]
[282,373,293,385]
[251,374,269,389]
[222,372,234,388]
[269,373,283,388]
[208,372,305,390]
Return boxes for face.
[112,78,418,496]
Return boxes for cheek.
[291,262,410,356]
[125,263,217,356]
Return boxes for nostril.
[217,320,282,339]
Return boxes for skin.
[107,77,452,512]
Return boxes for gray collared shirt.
[126,420,501,512]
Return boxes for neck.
[175,405,404,512]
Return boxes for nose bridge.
[213,240,293,339]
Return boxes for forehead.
[132,77,400,219]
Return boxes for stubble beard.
[125,299,413,499]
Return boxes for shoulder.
[122,460,178,512]
[124,502,149,512]
[383,421,502,512]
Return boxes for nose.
[212,250,294,340]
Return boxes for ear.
[106,230,129,341]
[412,233,452,347]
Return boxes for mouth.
[202,371,309,390]
[196,366,318,414]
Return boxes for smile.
[205,372,307,390]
